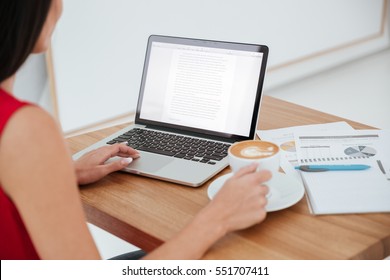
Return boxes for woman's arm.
[0,106,101,259]
[143,164,270,259]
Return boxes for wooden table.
[67,96,390,259]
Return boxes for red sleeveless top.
[0,88,40,259]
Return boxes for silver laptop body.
[73,35,269,187]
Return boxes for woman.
[0,0,270,260]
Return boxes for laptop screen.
[136,35,268,141]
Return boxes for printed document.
[257,121,353,180]
[294,129,390,214]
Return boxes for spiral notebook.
[295,129,390,215]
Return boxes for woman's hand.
[201,163,271,235]
[74,143,140,185]
[143,163,271,259]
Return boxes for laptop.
[73,35,269,187]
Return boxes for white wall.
[14,54,54,115]
[15,0,389,133]
[14,55,45,103]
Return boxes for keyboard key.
[137,146,176,157]
[204,155,223,161]
[212,153,226,158]
[174,153,186,158]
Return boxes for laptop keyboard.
[106,128,230,165]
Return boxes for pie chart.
[344,146,376,157]
[280,141,296,152]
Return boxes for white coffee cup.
[228,140,280,177]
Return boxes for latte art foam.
[240,146,275,158]
[229,140,279,159]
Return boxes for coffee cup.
[228,140,280,179]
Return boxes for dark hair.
[0,0,52,83]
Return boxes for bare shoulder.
[4,105,61,139]
[0,105,72,196]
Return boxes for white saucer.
[207,172,305,212]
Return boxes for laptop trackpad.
[123,152,174,173]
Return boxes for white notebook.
[295,129,390,215]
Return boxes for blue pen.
[295,164,371,172]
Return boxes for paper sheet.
[257,122,353,181]
[295,129,390,214]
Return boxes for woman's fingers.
[232,163,258,178]
[98,143,140,159]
